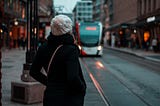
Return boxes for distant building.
[0,0,27,48]
[73,0,93,23]
[54,5,74,22]
[38,0,53,38]
[136,0,160,49]
[0,0,54,48]
[92,0,105,25]
[105,0,160,49]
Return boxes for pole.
[21,0,38,82]
[0,1,3,104]
[33,0,38,50]
[0,36,2,106]
[26,0,29,52]
[11,0,44,104]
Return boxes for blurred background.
[0,0,160,51]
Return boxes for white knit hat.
[50,15,73,36]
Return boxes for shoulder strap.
[47,45,63,75]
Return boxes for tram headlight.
[97,46,102,50]
[78,45,82,50]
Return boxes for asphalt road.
[1,48,160,106]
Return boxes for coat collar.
[47,32,74,46]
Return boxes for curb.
[106,47,160,63]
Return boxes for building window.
[153,0,156,10]
[8,0,13,10]
[139,0,142,16]
[148,0,151,12]
[22,7,25,19]
[144,0,146,14]
[87,3,91,6]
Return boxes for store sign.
[147,16,155,23]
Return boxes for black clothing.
[30,32,86,106]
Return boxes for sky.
[54,0,80,13]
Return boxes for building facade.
[0,0,54,49]
[92,0,105,25]
[1,0,27,48]
[74,0,93,23]
[136,0,160,50]
[38,0,53,40]
[105,0,160,51]
[105,0,138,47]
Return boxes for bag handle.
[46,45,63,75]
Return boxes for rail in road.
[81,58,110,106]
[80,52,160,106]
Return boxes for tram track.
[93,57,152,106]
[81,56,155,106]
[81,58,110,106]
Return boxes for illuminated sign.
[86,27,97,30]
[147,16,155,23]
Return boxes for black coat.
[30,33,86,106]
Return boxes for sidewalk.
[106,46,160,63]
[1,49,42,106]
[1,49,105,106]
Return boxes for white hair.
[50,15,73,36]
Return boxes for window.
[148,0,151,12]
[87,3,91,6]
[153,0,156,10]
[144,0,146,14]
[139,0,142,15]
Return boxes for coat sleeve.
[29,47,47,85]
[65,46,86,94]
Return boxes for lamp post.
[11,0,45,104]
[0,31,2,106]
[21,0,38,81]
[21,0,36,82]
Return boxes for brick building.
[105,0,160,50]
[0,0,54,48]
[105,0,138,47]
[92,0,105,25]
[136,0,160,50]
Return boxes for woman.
[30,15,86,106]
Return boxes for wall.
[113,0,138,24]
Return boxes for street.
[80,48,160,106]
[1,0,160,105]
[1,49,105,106]
[1,48,160,106]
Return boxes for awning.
[105,23,120,31]
[136,15,160,28]
[105,23,132,31]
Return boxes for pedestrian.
[21,36,26,50]
[29,14,86,106]
[151,38,157,52]
[17,36,21,49]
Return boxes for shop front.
[105,23,137,48]
[136,15,160,51]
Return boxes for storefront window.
[144,31,150,42]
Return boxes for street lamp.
[0,29,2,33]
[11,0,45,104]
[0,28,2,106]
[22,0,38,81]
[14,19,18,26]
[0,40,2,106]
